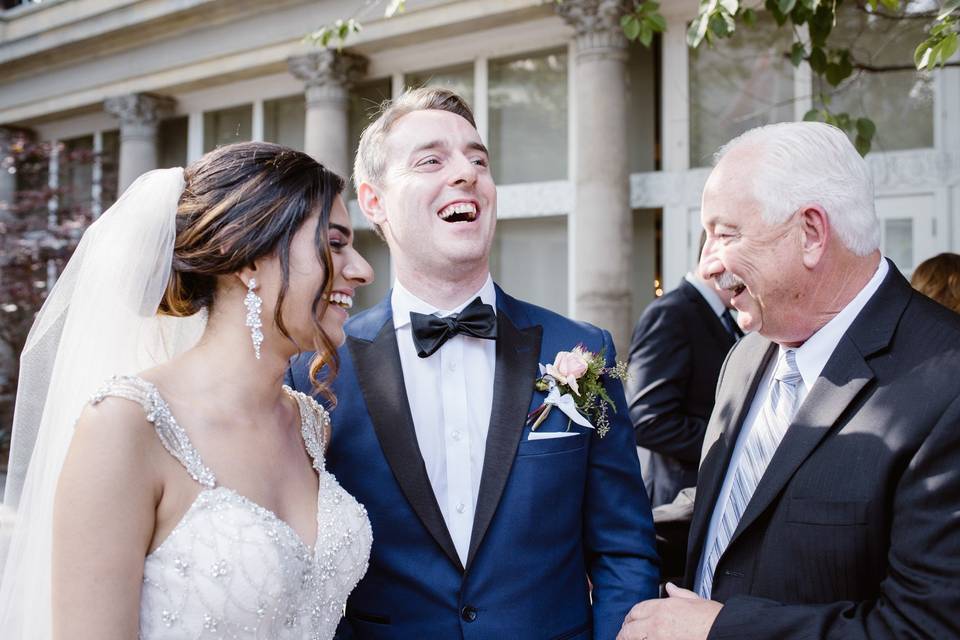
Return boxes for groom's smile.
[438,199,479,223]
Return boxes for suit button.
[460,605,477,622]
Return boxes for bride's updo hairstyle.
[159,141,343,399]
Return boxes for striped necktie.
[698,349,803,599]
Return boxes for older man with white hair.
[618,121,960,640]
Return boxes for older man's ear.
[799,205,829,269]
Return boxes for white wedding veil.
[0,168,206,638]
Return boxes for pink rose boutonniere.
[526,345,629,438]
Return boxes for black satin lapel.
[729,336,874,545]
[348,323,463,572]
[465,313,543,571]
[685,339,776,581]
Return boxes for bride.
[0,141,374,639]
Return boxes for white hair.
[715,121,880,256]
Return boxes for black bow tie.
[410,297,498,358]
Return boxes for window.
[490,217,567,314]
[406,64,475,107]
[883,218,913,271]
[347,79,392,197]
[264,95,306,151]
[203,105,252,152]
[59,135,94,218]
[689,14,794,167]
[813,6,933,152]
[159,117,188,169]
[488,49,568,184]
[628,41,660,173]
[100,131,120,209]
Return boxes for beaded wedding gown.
[92,375,372,640]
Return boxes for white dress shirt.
[695,257,888,594]
[391,276,497,567]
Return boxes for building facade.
[1,0,959,476]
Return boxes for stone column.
[0,127,20,215]
[104,93,174,191]
[557,0,633,353]
[288,50,368,178]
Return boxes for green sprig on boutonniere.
[526,345,629,438]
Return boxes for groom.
[288,87,658,639]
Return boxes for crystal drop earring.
[244,278,264,359]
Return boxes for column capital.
[104,93,175,128]
[105,93,175,143]
[288,50,368,107]
[555,0,629,57]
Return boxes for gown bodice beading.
[91,375,371,640]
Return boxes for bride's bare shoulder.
[70,375,167,467]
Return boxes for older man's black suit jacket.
[686,261,960,639]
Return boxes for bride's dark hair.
[159,141,342,401]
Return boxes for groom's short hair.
[353,87,477,192]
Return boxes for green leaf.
[941,32,959,63]
[766,0,789,25]
[790,42,806,66]
[809,46,827,73]
[878,0,899,11]
[856,117,876,139]
[687,15,710,48]
[855,135,871,156]
[647,13,667,32]
[709,13,731,38]
[621,14,642,40]
[742,7,757,26]
[915,40,934,68]
[927,39,944,70]
[809,5,834,47]
[639,22,654,47]
[803,108,821,121]
[778,0,797,13]
[825,51,854,85]
[931,19,954,37]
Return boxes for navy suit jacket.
[288,286,659,640]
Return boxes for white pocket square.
[527,431,581,441]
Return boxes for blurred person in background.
[911,252,960,314]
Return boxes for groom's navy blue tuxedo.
[287,285,659,639]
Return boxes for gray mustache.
[715,272,744,291]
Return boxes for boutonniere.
[526,345,629,438]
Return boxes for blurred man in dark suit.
[627,236,740,509]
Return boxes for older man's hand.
[616,582,722,640]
